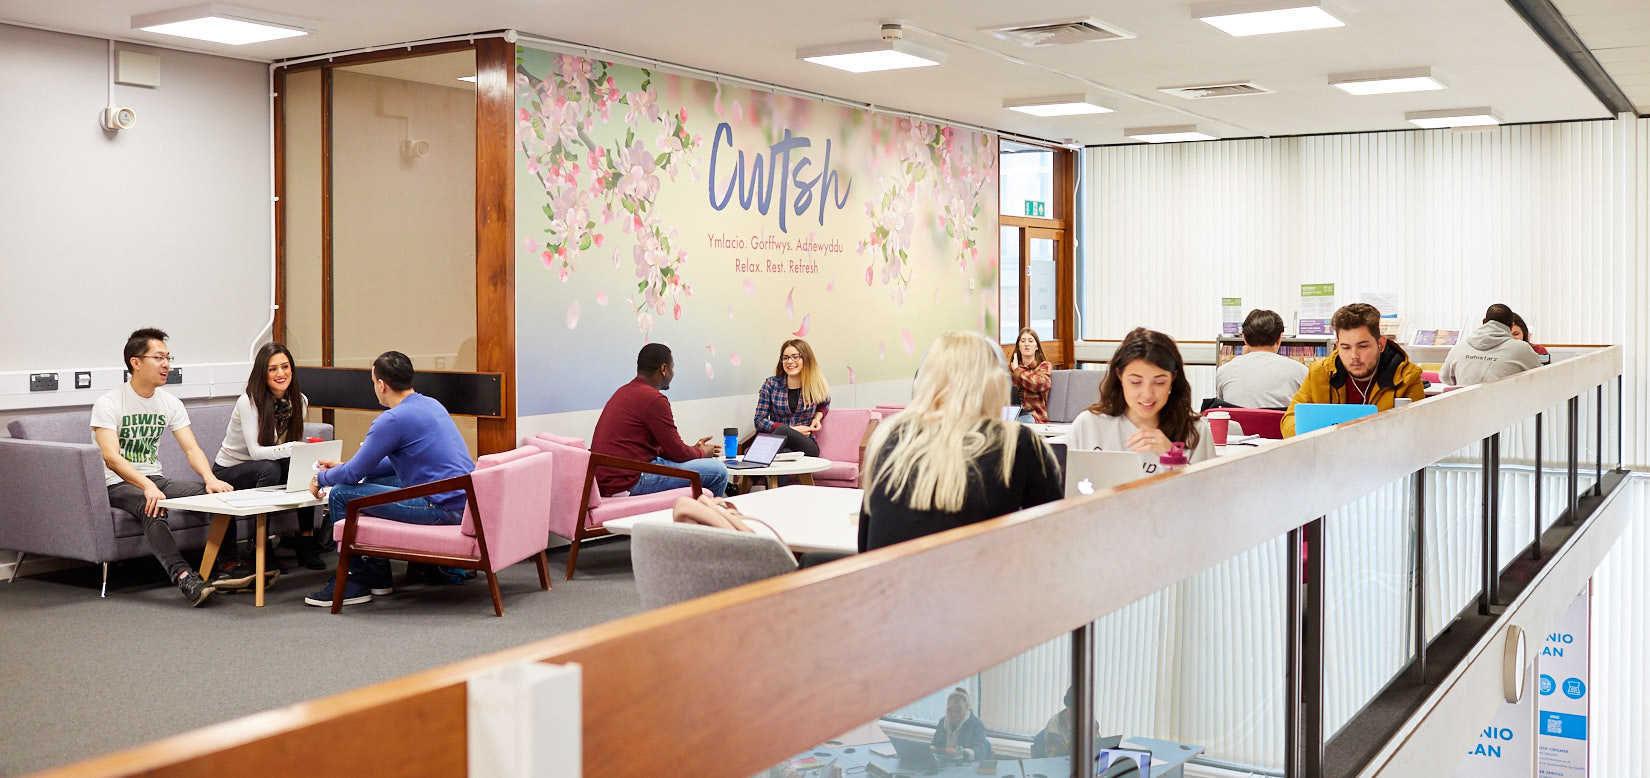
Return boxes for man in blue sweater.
[302,351,475,607]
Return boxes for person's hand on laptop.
[204,477,234,494]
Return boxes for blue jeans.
[327,475,462,582]
[629,457,728,498]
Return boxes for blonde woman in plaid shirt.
[753,339,831,456]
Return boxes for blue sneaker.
[303,578,373,607]
[348,557,395,595]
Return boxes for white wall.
[1082,117,1648,463]
[0,24,273,377]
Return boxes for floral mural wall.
[515,46,999,415]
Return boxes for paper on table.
[218,491,310,508]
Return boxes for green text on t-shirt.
[120,413,168,465]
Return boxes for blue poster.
[1537,584,1589,778]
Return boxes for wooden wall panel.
[475,36,516,455]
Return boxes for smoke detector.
[102,106,137,131]
[983,17,1135,47]
[1159,81,1274,100]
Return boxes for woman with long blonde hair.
[753,338,831,455]
[858,331,1062,551]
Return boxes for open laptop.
[1002,404,1023,421]
[282,439,343,491]
[1293,403,1377,435]
[1064,450,1148,498]
[887,736,939,770]
[725,433,784,470]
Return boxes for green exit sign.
[1023,200,1047,217]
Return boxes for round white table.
[726,455,832,490]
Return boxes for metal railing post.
[1533,412,1543,561]
[1071,623,1095,778]
[1286,518,1325,778]
[1568,396,1580,525]
[1413,470,1427,682]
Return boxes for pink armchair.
[525,434,702,579]
[329,446,557,616]
[811,409,882,489]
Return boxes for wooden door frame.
[997,146,1077,367]
[272,38,517,453]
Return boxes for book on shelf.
[1215,335,1331,367]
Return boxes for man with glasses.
[91,328,234,606]
[590,343,728,497]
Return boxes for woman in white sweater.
[1068,328,1215,471]
[211,342,324,573]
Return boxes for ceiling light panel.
[1405,108,1501,129]
[1330,68,1446,95]
[133,3,314,45]
[1126,125,1220,143]
[1193,0,1344,37]
[797,41,946,73]
[1004,93,1113,116]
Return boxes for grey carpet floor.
[0,538,642,776]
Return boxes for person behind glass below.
[303,351,476,608]
[92,328,234,606]
[1282,303,1425,436]
[210,343,325,583]
[1215,309,1307,409]
[1035,685,1098,758]
[858,331,1062,552]
[592,343,729,498]
[1510,312,1549,357]
[752,339,830,456]
[1009,327,1053,423]
[1440,303,1541,386]
[1068,328,1215,468]
[930,687,993,762]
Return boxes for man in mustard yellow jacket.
[1282,303,1425,436]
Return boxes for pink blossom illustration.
[743,279,756,295]
[878,341,886,360]
[705,345,716,356]
[793,314,811,337]
[784,288,795,320]
[517,52,704,336]
[725,304,734,319]
[901,329,915,355]
[596,292,609,305]
[729,352,741,366]
[826,280,835,293]
[566,301,580,329]
[847,366,856,384]
[705,361,714,379]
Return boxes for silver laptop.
[726,433,784,470]
[283,439,343,491]
[1063,449,1147,498]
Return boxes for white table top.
[603,485,861,554]
[724,454,832,478]
[156,487,325,516]
[1024,422,1073,438]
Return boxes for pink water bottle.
[1158,442,1189,472]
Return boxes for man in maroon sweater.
[591,344,729,497]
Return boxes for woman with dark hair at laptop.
[930,687,992,761]
[211,342,325,576]
[859,332,1062,552]
[753,338,831,456]
[1068,328,1215,468]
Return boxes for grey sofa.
[1,399,332,584]
[1046,369,1105,423]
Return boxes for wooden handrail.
[32,348,1622,778]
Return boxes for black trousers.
[211,459,318,558]
[771,425,821,457]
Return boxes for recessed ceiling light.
[1126,124,1220,143]
[1405,108,1501,129]
[132,3,314,45]
[1004,93,1113,117]
[1330,67,1446,95]
[797,40,946,73]
[1193,0,1344,37]
[457,76,478,83]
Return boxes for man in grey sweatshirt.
[1440,304,1541,385]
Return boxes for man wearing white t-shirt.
[1216,309,1308,409]
[91,328,234,606]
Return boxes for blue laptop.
[1294,403,1378,434]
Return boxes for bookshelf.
[1216,335,1332,367]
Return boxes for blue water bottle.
[723,427,739,461]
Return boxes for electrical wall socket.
[75,371,92,389]
[29,373,59,392]
[166,368,182,385]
